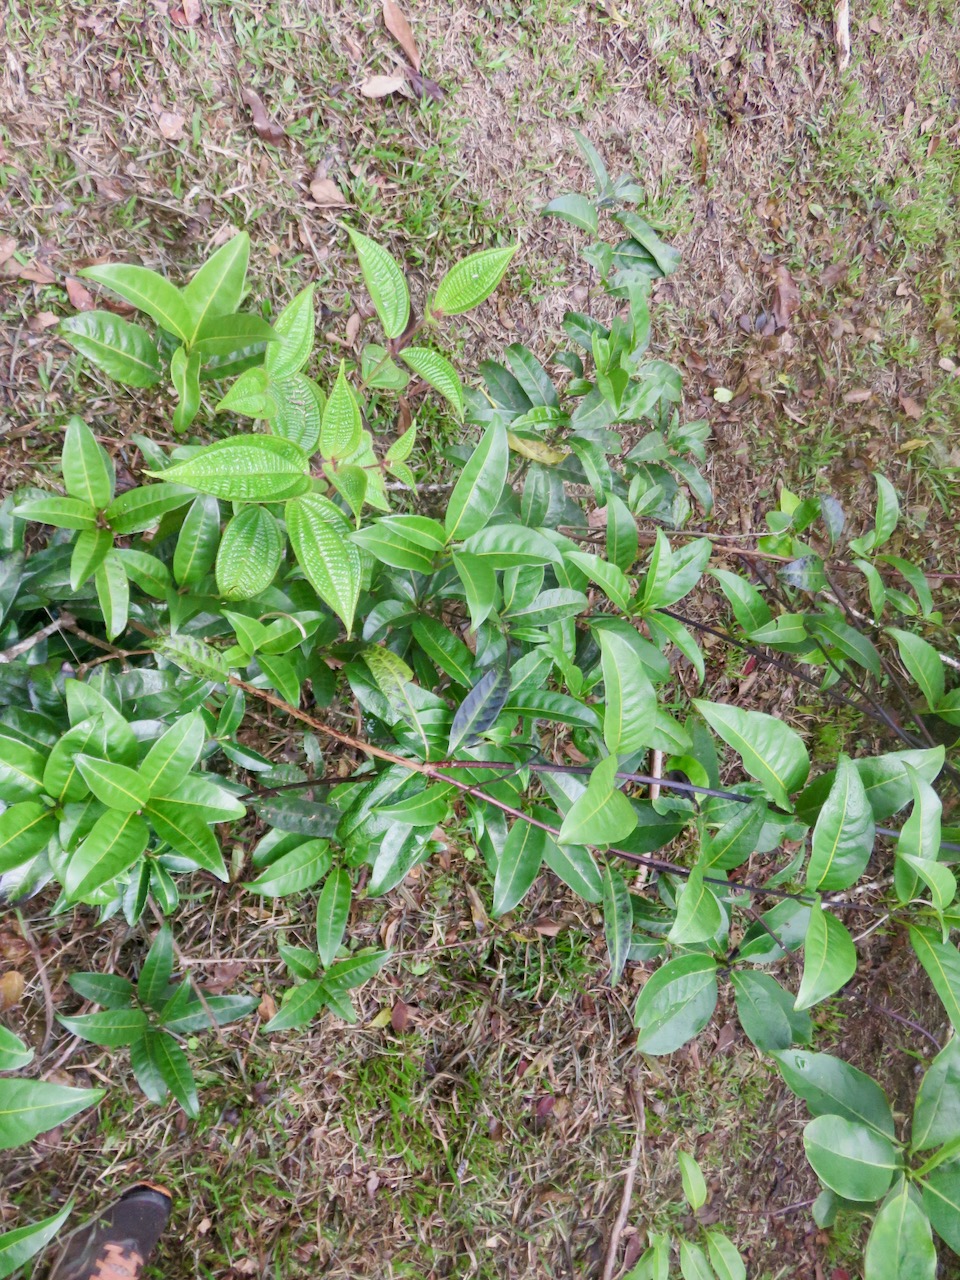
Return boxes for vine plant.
[1,132,959,1277]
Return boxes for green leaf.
[605,493,638,573]
[913,1038,960,1152]
[0,736,46,803]
[170,346,201,432]
[493,821,545,917]
[215,505,284,600]
[65,810,149,900]
[445,422,509,541]
[150,435,309,502]
[0,1079,104,1149]
[459,523,561,568]
[559,755,637,846]
[80,263,192,341]
[266,285,315,377]
[731,970,811,1052]
[806,755,875,891]
[353,514,445,573]
[320,361,363,460]
[182,231,250,340]
[361,343,409,391]
[379,785,455,827]
[61,310,163,387]
[264,979,327,1031]
[910,928,960,1033]
[431,244,517,317]
[140,713,206,797]
[57,1007,149,1047]
[614,211,681,276]
[192,313,275,361]
[633,954,718,1054]
[286,493,361,633]
[542,833,603,903]
[542,193,599,234]
[153,634,230,683]
[900,854,955,912]
[452,553,498,631]
[888,628,945,710]
[95,550,129,640]
[771,1048,896,1137]
[703,799,765,871]
[694,700,809,809]
[709,567,772,633]
[795,905,857,1011]
[104,483,193,535]
[215,366,275,418]
[566,551,633,612]
[399,347,464,417]
[42,719,107,805]
[597,629,658,756]
[679,1241,713,1280]
[705,1231,747,1280]
[174,495,220,587]
[160,993,258,1034]
[144,1029,199,1118]
[13,494,96,530]
[138,926,174,1009]
[573,129,611,191]
[796,747,945,825]
[864,1186,936,1280]
[270,372,323,453]
[129,1027,168,1104]
[145,800,228,879]
[803,1115,898,1201]
[678,1150,707,1210]
[322,948,389,992]
[668,864,723,945]
[76,754,151,812]
[0,1027,33,1072]
[115,548,171,598]
[245,839,332,897]
[866,473,900,552]
[0,1201,74,1279]
[448,664,511,753]
[316,867,351,967]
[346,227,410,339]
[920,1160,960,1255]
[65,524,108,589]
[68,972,135,1011]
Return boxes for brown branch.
[15,909,55,1055]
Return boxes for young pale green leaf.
[173,495,220,587]
[149,435,309,502]
[0,802,57,873]
[0,1026,33,1072]
[0,1200,74,1279]
[170,346,202,432]
[153,634,230,683]
[215,366,276,418]
[140,714,205,797]
[910,928,960,1033]
[62,418,115,509]
[145,800,228,879]
[244,839,332,897]
[80,263,192,341]
[694,700,809,809]
[771,1048,896,1137]
[0,1080,104,1150]
[320,361,363,460]
[888,628,945,710]
[678,1150,707,1210]
[192,313,276,361]
[399,347,464,417]
[795,905,856,1011]
[138,926,175,1009]
[266,284,315,377]
[104,482,193,536]
[668,864,723,945]
[182,230,250,340]
[57,1007,149,1048]
[705,1231,747,1280]
[448,664,511,753]
[597,629,657,756]
[680,1239,714,1279]
[346,226,410,339]
[559,755,637,847]
[144,1029,199,1118]
[802,1115,898,1202]
[445,422,509,541]
[633,954,718,1055]
[215,505,284,601]
[493,821,545,918]
[566,551,632,611]
[731,970,811,1052]
[270,372,322,453]
[65,811,149,900]
[913,1038,960,1152]
[75,755,151,812]
[542,193,599,234]
[431,244,517,317]
[316,867,351,967]
[95,550,129,640]
[12,494,96,530]
[806,755,875,891]
[864,1186,936,1280]
[386,421,416,464]
[285,493,362,634]
[601,864,632,984]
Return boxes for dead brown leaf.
[28,311,60,332]
[898,393,924,419]
[240,86,285,145]
[0,236,15,267]
[821,261,847,289]
[257,992,277,1022]
[66,277,95,311]
[404,67,443,102]
[383,0,420,70]
[345,312,361,345]
[157,111,185,141]
[170,0,201,25]
[94,174,126,201]
[771,265,800,331]
[19,262,56,284]
[309,176,348,207]
[843,388,873,404]
[833,0,851,70]
[203,960,244,994]
[0,971,25,1012]
[360,74,407,98]
[390,999,412,1032]
[343,34,363,62]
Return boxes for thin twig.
[856,997,942,1053]
[0,613,70,664]
[14,909,55,1055]
[601,1133,643,1280]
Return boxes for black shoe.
[46,1184,172,1280]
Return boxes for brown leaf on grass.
[360,74,407,98]
[0,236,15,267]
[18,262,56,284]
[240,86,285,145]
[898,393,924,419]
[821,261,847,289]
[170,0,201,25]
[203,960,244,994]
[66,277,95,311]
[771,265,800,331]
[257,992,277,1022]
[309,176,348,207]
[94,174,126,201]
[390,999,412,1032]
[0,971,25,1012]
[403,67,443,102]
[157,111,185,141]
[28,311,60,332]
[344,312,361,345]
[383,0,420,70]
[834,0,851,70]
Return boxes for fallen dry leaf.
[240,86,285,145]
[0,971,25,1012]
[345,312,361,345]
[257,992,277,1022]
[771,265,800,331]
[19,262,56,285]
[28,311,60,332]
[66,277,95,311]
[157,111,185,141]
[0,236,15,267]
[383,0,420,70]
[94,174,126,201]
[898,393,924,419]
[403,67,443,102]
[203,960,244,994]
[843,388,873,404]
[821,261,847,289]
[170,0,201,25]
[360,74,407,98]
[834,0,851,70]
[390,999,412,1032]
[309,176,347,207]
